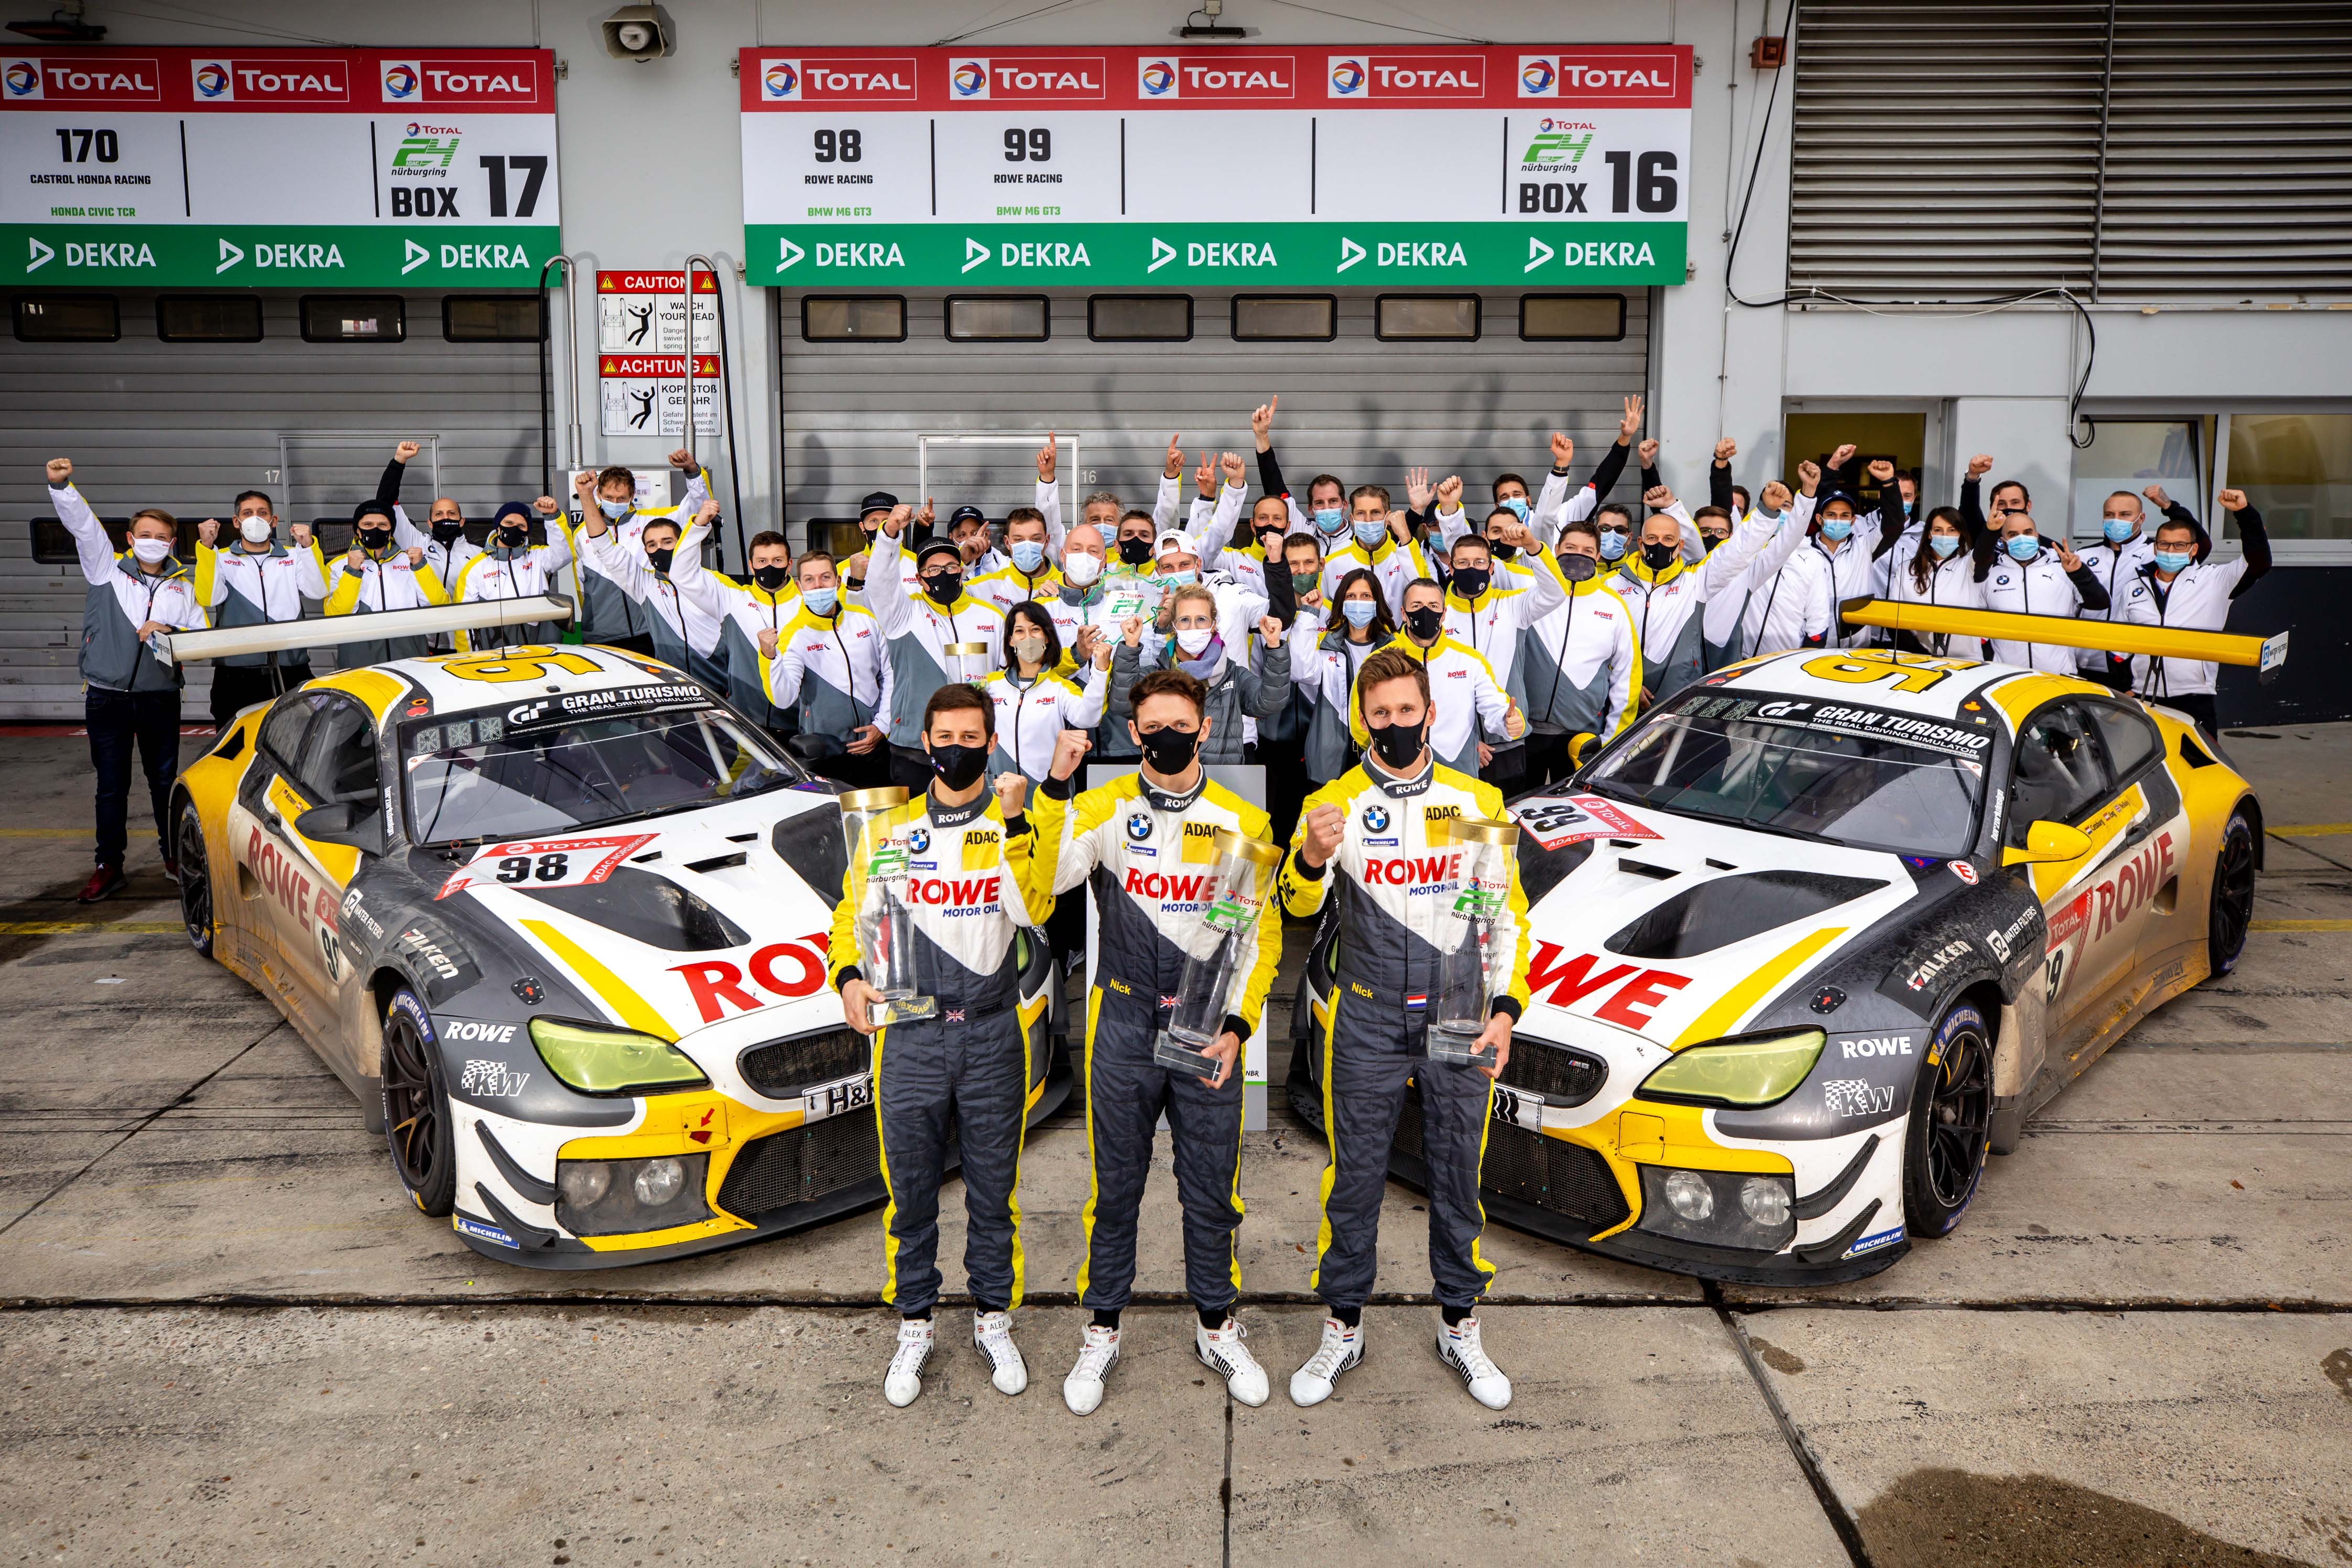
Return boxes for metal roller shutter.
[775,289,1650,543]
[1789,1,2352,300]
[0,290,545,718]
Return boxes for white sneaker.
[1196,1317,1270,1407]
[883,1317,933,1408]
[1436,1315,1512,1410]
[972,1309,1028,1396]
[1287,1317,1364,1408]
[1062,1323,1121,1415]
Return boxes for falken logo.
[1903,939,1970,992]
[763,60,799,99]
[459,1059,528,1097]
[1361,804,1390,833]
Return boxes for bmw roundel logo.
[951,60,988,96]
[907,826,930,854]
[3,60,39,96]
[194,62,230,97]
[1361,804,1390,833]
[1125,810,1153,843]
[1521,58,1555,94]
[1140,59,1174,95]
[383,62,418,99]
[764,62,798,98]
[1330,58,1365,95]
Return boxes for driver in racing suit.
[1278,643,1531,1412]
[831,682,1057,1410]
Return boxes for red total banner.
[739,44,1690,112]
[0,46,553,111]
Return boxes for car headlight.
[1637,1027,1826,1108]
[530,1018,706,1095]
[555,1153,710,1236]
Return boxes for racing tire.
[1902,1003,1992,1241]
[380,988,457,1217]
[2207,808,2257,978]
[175,797,213,957]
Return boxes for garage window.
[945,295,1050,342]
[1088,295,1192,342]
[802,296,906,342]
[13,294,118,342]
[300,296,405,343]
[1519,293,1626,342]
[443,295,545,343]
[1233,295,1335,342]
[157,295,263,343]
[1375,295,1479,342]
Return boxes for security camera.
[600,3,676,62]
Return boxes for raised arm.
[46,461,121,587]
[864,510,915,636]
[1709,438,1737,514]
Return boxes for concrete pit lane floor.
[2,724,2349,1567]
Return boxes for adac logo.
[907,825,931,854]
[1329,57,1366,95]
[193,61,231,98]
[3,60,40,97]
[1361,803,1390,833]
[1139,58,1175,95]
[1125,810,1153,843]
[383,61,419,99]
[1520,58,1555,95]
[951,59,988,96]
[764,61,799,99]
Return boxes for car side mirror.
[296,801,388,857]
[2001,820,2093,867]
[1566,732,1598,771]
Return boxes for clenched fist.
[1713,437,1737,464]
[1049,727,1092,781]
[1300,802,1344,868]
[1643,485,1675,510]
[2218,488,2249,512]
[46,456,73,485]
[395,441,421,463]
[1638,438,1660,467]
[993,771,1029,818]
[1867,458,1896,483]
[1550,431,1574,470]
[1966,453,1995,481]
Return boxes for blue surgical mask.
[1009,539,1046,572]
[1314,507,1346,535]
[1352,518,1386,546]
[2103,518,2136,544]
[802,585,839,616]
[1902,500,1914,518]
[2005,535,2041,561]
[1596,531,1628,561]
[1501,497,1530,523]
[597,496,631,520]
[1160,569,1197,589]
[1341,599,1377,627]
[1929,533,1961,558]
[1820,518,1853,541]
[2154,550,2192,573]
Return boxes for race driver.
[1278,643,1530,1411]
[1028,671,1285,1417]
[832,683,1057,1409]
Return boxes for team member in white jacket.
[325,499,450,665]
[1743,457,1898,657]
[1530,398,1642,544]
[1318,486,1431,614]
[1518,517,1642,786]
[982,603,1111,783]
[1883,508,1988,660]
[1348,579,1521,776]
[1293,569,1393,783]
[2074,484,2173,690]
[373,442,480,614]
[1981,513,2111,673]
[452,499,573,651]
[668,511,800,733]
[1705,477,1816,670]
[570,451,709,653]
[1608,482,1787,704]
[968,506,1063,615]
[2118,490,2272,737]
[192,496,327,728]
[867,504,1009,789]
[575,502,728,688]
[764,550,892,789]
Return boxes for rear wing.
[158,594,573,666]
[1838,598,2289,684]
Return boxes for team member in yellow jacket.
[324,498,450,665]
[830,683,1056,1410]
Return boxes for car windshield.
[401,702,799,846]
[1582,696,1986,858]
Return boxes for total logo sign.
[1516,50,1683,103]
[1136,53,1295,101]
[1325,52,1485,100]
[759,56,916,102]
[2,55,161,101]
[948,56,1106,101]
[379,57,540,105]
[190,56,350,101]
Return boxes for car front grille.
[1396,1082,1629,1234]
[1499,1037,1608,1106]
[715,1109,879,1219]
[738,1029,872,1099]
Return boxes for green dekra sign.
[3,224,564,288]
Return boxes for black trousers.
[1522,729,1575,791]
[209,661,306,733]
[875,1007,1030,1316]
[1261,742,1311,854]
[88,686,182,868]
[1480,741,1529,799]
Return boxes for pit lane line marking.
[2248,919,2352,931]
[2269,823,2352,836]
[0,921,182,935]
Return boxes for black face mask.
[1700,532,1729,554]
[1256,527,1286,554]
[1404,606,1444,642]
[1452,566,1491,601]
[431,520,467,545]
[357,527,393,551]
[496,526,529,550]
[1118,537,1152,565]
[1489,538,1519,561]
[1136,724,1200,775]
[861,521,883,544]
[928,742,990,792]
[923,571,962,606]
[647,547,676,575]
[1559,552,1598,583]
[1368,718,1426,769]
[753,564,791,593]
[1641,541,1679,572]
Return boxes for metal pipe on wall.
[686,252,750,571]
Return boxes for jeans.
[88,685,183,868]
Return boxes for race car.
[1289,631,2266,1283]
[167,628,1068,1269]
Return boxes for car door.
[226,693,326,992]
[273,692,383,1000]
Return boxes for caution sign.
[598,353,720,438]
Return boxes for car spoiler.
[1838,597,2289,684]
[157,593,574,666]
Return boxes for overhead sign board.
[1,47,559,288]
[740,44,1689,287]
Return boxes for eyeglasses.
[1595,523,1631,536]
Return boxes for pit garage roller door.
[775,289,1650,545]
[0,290,545,720]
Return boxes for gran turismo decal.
[459,1059,530,1097]
[1525,942,1692,1030]
[1736,694,1994,757]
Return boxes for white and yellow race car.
[167,615,1066,1269]
[1290,608,2275,1283]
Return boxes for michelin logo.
[1842,1225,1903,1261]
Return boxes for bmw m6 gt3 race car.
[1290,638,2265,1284]
[167,635,1067,1269]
